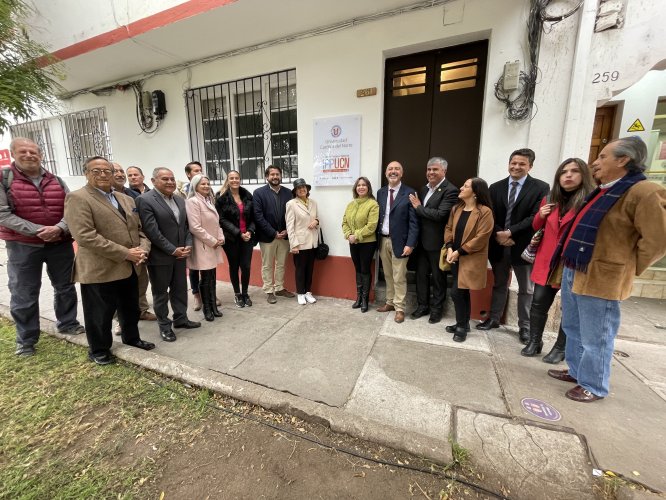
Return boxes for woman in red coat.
[521,158,594,361]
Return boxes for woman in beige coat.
[285,178,319,305]
[444,178,494,342]
[186,174,224,321]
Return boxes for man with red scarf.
[548,136,666,402]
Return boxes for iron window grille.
[61,107,113,175]
[9,119,58,174]
[186,69,297,183]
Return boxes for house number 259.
[592,71,619,83]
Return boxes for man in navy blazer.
[136,168,200,342]
[409,157,459,324]
[376,161,419,323]
[253,165,296,304]
[477,149,549,343]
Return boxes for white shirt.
[381,183,401,235]
[508,175,527,201]
[423,178,446,206]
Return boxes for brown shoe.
[139,311,157,321]
[275,289,295,298]
[547,369,577,383]
[376,303,395,313]
[394,311,405,323]
[566,385,604,403]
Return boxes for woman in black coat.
[215,170,256,307]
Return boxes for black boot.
[521,308,547,357]
[200,272,214,322]
[543,326,566,364]
[210,274,223,317]
[351,273,362,309]
[360,274,371,313]
[452,326,467,342]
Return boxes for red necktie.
[389,188,395,210]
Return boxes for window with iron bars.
[61,107,113,175]
[186,69,297,183]
[9,119,58,174]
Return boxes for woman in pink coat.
[186,174,225,322]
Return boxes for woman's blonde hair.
[217,170,241,198]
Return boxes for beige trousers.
[259,239,290,293]
[379,237,408,312]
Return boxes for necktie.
[389,188,395,210]
[505,181,519,229]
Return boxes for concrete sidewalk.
[1,242,664,499]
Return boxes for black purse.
[315,228,329,260]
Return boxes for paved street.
[1,241,664,499]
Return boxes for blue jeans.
[6,240,80,347]
[561,267,620,397]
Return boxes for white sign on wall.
[313,115,361,186]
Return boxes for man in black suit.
[477,149,549,344]
[376,161,419,324]
[136,168,200,342]
[409,157,459,324]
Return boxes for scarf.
[554,171,645,273]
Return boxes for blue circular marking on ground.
[521,397,562,421]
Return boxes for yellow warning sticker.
[627,119,645,132]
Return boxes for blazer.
[342,197,379,244]
[285,198,319,251]
[488,175,549,265]
[186,194,224,270]
[531,198,575,287]
[253,184,292,243]
[376,183,420,258]
[571,181,666,301]
[65,185,150,284]
[415,179,459,252]
[215,187,257,244]
[444,204,494,290]
[136,188,192,266]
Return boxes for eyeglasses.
[89,169,113,176]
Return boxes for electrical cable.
[0,333,508,499]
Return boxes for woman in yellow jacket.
[342,177,379,312]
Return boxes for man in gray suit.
[136,168,200,342]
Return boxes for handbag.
[439,246,451,272]
[315,228,329,260]
[521,228,544,263]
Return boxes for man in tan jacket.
[65,156,155,365]
[549,137,666,402]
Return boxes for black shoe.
[521,340,543,356]
[243,294,253,307]
[126,339,156,351]
[410,307,430,320]
[452,327,467,343]
[428,311,442,324]
[446,323,471,333]
[519,327,530,345]
[15,345,36,357]
[476,319,500,330]
[88,352,115,365]
[160,329,177,342]
[234,294,245,308]
[542,346,565,364]
[174,320,201,329]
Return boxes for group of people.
[2,136,665,404]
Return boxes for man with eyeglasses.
[136,168,200,342]
[0,137,84,357]
[65,157,156,365]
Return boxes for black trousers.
[416,248,447,311]
[349,242,376,275]
[148,260,188,330]
[223,238,254,294]
[80,269,140,356]
[189,269,200,295]
[293,248,316,294]
[450,263,471,326]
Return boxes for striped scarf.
[556,171,645,273]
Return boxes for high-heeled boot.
[521,309,546,356]
[209,274,223,317]
[351,273,362,309]
[542,326,566,363]
[360,274,371,313]
[200,272,214,322]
